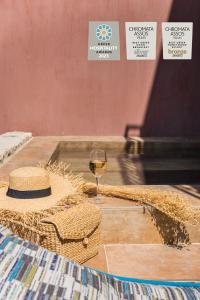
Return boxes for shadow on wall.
[127,0,200,138]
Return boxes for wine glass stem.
[96,177,99,198]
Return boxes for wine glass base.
[89,196,104,205]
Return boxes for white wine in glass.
[89,149,107,204]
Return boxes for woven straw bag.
[0,202,102,263]
[39,203,102,263]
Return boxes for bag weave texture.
[0,195,102,263]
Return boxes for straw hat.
[0,166,76,212]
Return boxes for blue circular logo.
[96,24,112,41]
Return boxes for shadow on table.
[172,185,200,200]
[148,208,190,247]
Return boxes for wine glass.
[89,149,107,204]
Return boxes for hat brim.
[0,174,76,212]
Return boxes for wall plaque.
[88,21,120,60]
[125,22,157,60]
[162,22,193,60]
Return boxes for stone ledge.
[0,132,32,163]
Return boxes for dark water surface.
[54,150,200,185]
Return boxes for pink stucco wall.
[0,0,199,136]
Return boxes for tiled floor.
[0,136,200,280]
[104,244,200,280]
